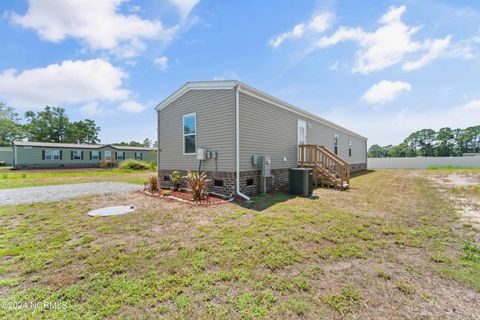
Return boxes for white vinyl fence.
[368,156,480,169]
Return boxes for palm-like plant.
[185,171,208,200]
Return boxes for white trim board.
[155,80,367,140]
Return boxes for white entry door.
[297,119,307,162]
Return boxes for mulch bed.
[142,189,231,205]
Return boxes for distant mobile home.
[0,147,14,166]
[12,141,156,169]
[156,81,367,198]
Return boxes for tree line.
[368,126,480,158]
[0,103,156,148]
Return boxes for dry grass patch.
[0,170,479,319]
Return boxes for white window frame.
[183,113,197,155]
[45,149,53,160]
[72,150,82,160]
[91,150,100,160]
[104,150,112,159]
[117,152,125,161]
[135,152,142,160]
[45,149,60,160]
[348,139,352,157]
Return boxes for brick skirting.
[159,163,366,197]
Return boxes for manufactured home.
[12,141,156,169]
[156,81,367,198]
[0,147,13,166]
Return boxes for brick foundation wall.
[158,168,290,197]
[159,164,366,197]
[350,163,366,174]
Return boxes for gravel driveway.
[0,182,141,205]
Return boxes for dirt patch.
[427,172,480,233]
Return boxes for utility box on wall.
[261,155,271,177]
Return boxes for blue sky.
[1,0,479,145]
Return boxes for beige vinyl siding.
[158,89,235,172]
[239,91,367,171]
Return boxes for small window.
[105,150,112,159]
[45,149,60,160]
[116,152,125,161]
[72,150,82,160]
[135,152,142,160]
[334,135,338,155]
[91,151,100,160]
[348,139,352,157]
[53,150,60,160]
[183,113,196,154]
[247,178,254,186]
[45,149,53,160]
[214,179,224,187]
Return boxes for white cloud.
[454,99,480,111]
[315,5,451,73]
[79,101,115,117]
[0,59,129,109]
[270,12,334,48]
[11,0,180,58]
[80,102,104,116]
[154,56,169,70]
[169,0,200,19]
[361,80,411,105]
[118,100,145,113]
[402,36,452,71]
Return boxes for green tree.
[143,138,152,148]
[67,119,101,144]
[368,144,388,158]
[24,106,100,144]
[0,103,25,146]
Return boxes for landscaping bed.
[142,188,231,205]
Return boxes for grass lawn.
[0,170,479,319]
[0,169,155,189]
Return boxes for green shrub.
[170,171,182,191]
[149,161,157,171]
[118,159,152,171]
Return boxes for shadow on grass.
[239,170,375,211]
[240,192,297,212]
[351,170,375,178]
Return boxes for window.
[135,152,142,160]
[247,178,254,186]
[105,150,112,159]
[116,152,125,161]
[214,179,224,187]
[91,151,100,160]
[183,113,196,154]
[348,140,352,157]
[72,150,82,160]
[334,135,338,155]
[45,149,60,160]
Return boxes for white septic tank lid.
[88,205,136,217]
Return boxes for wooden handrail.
[298,144,350,189]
